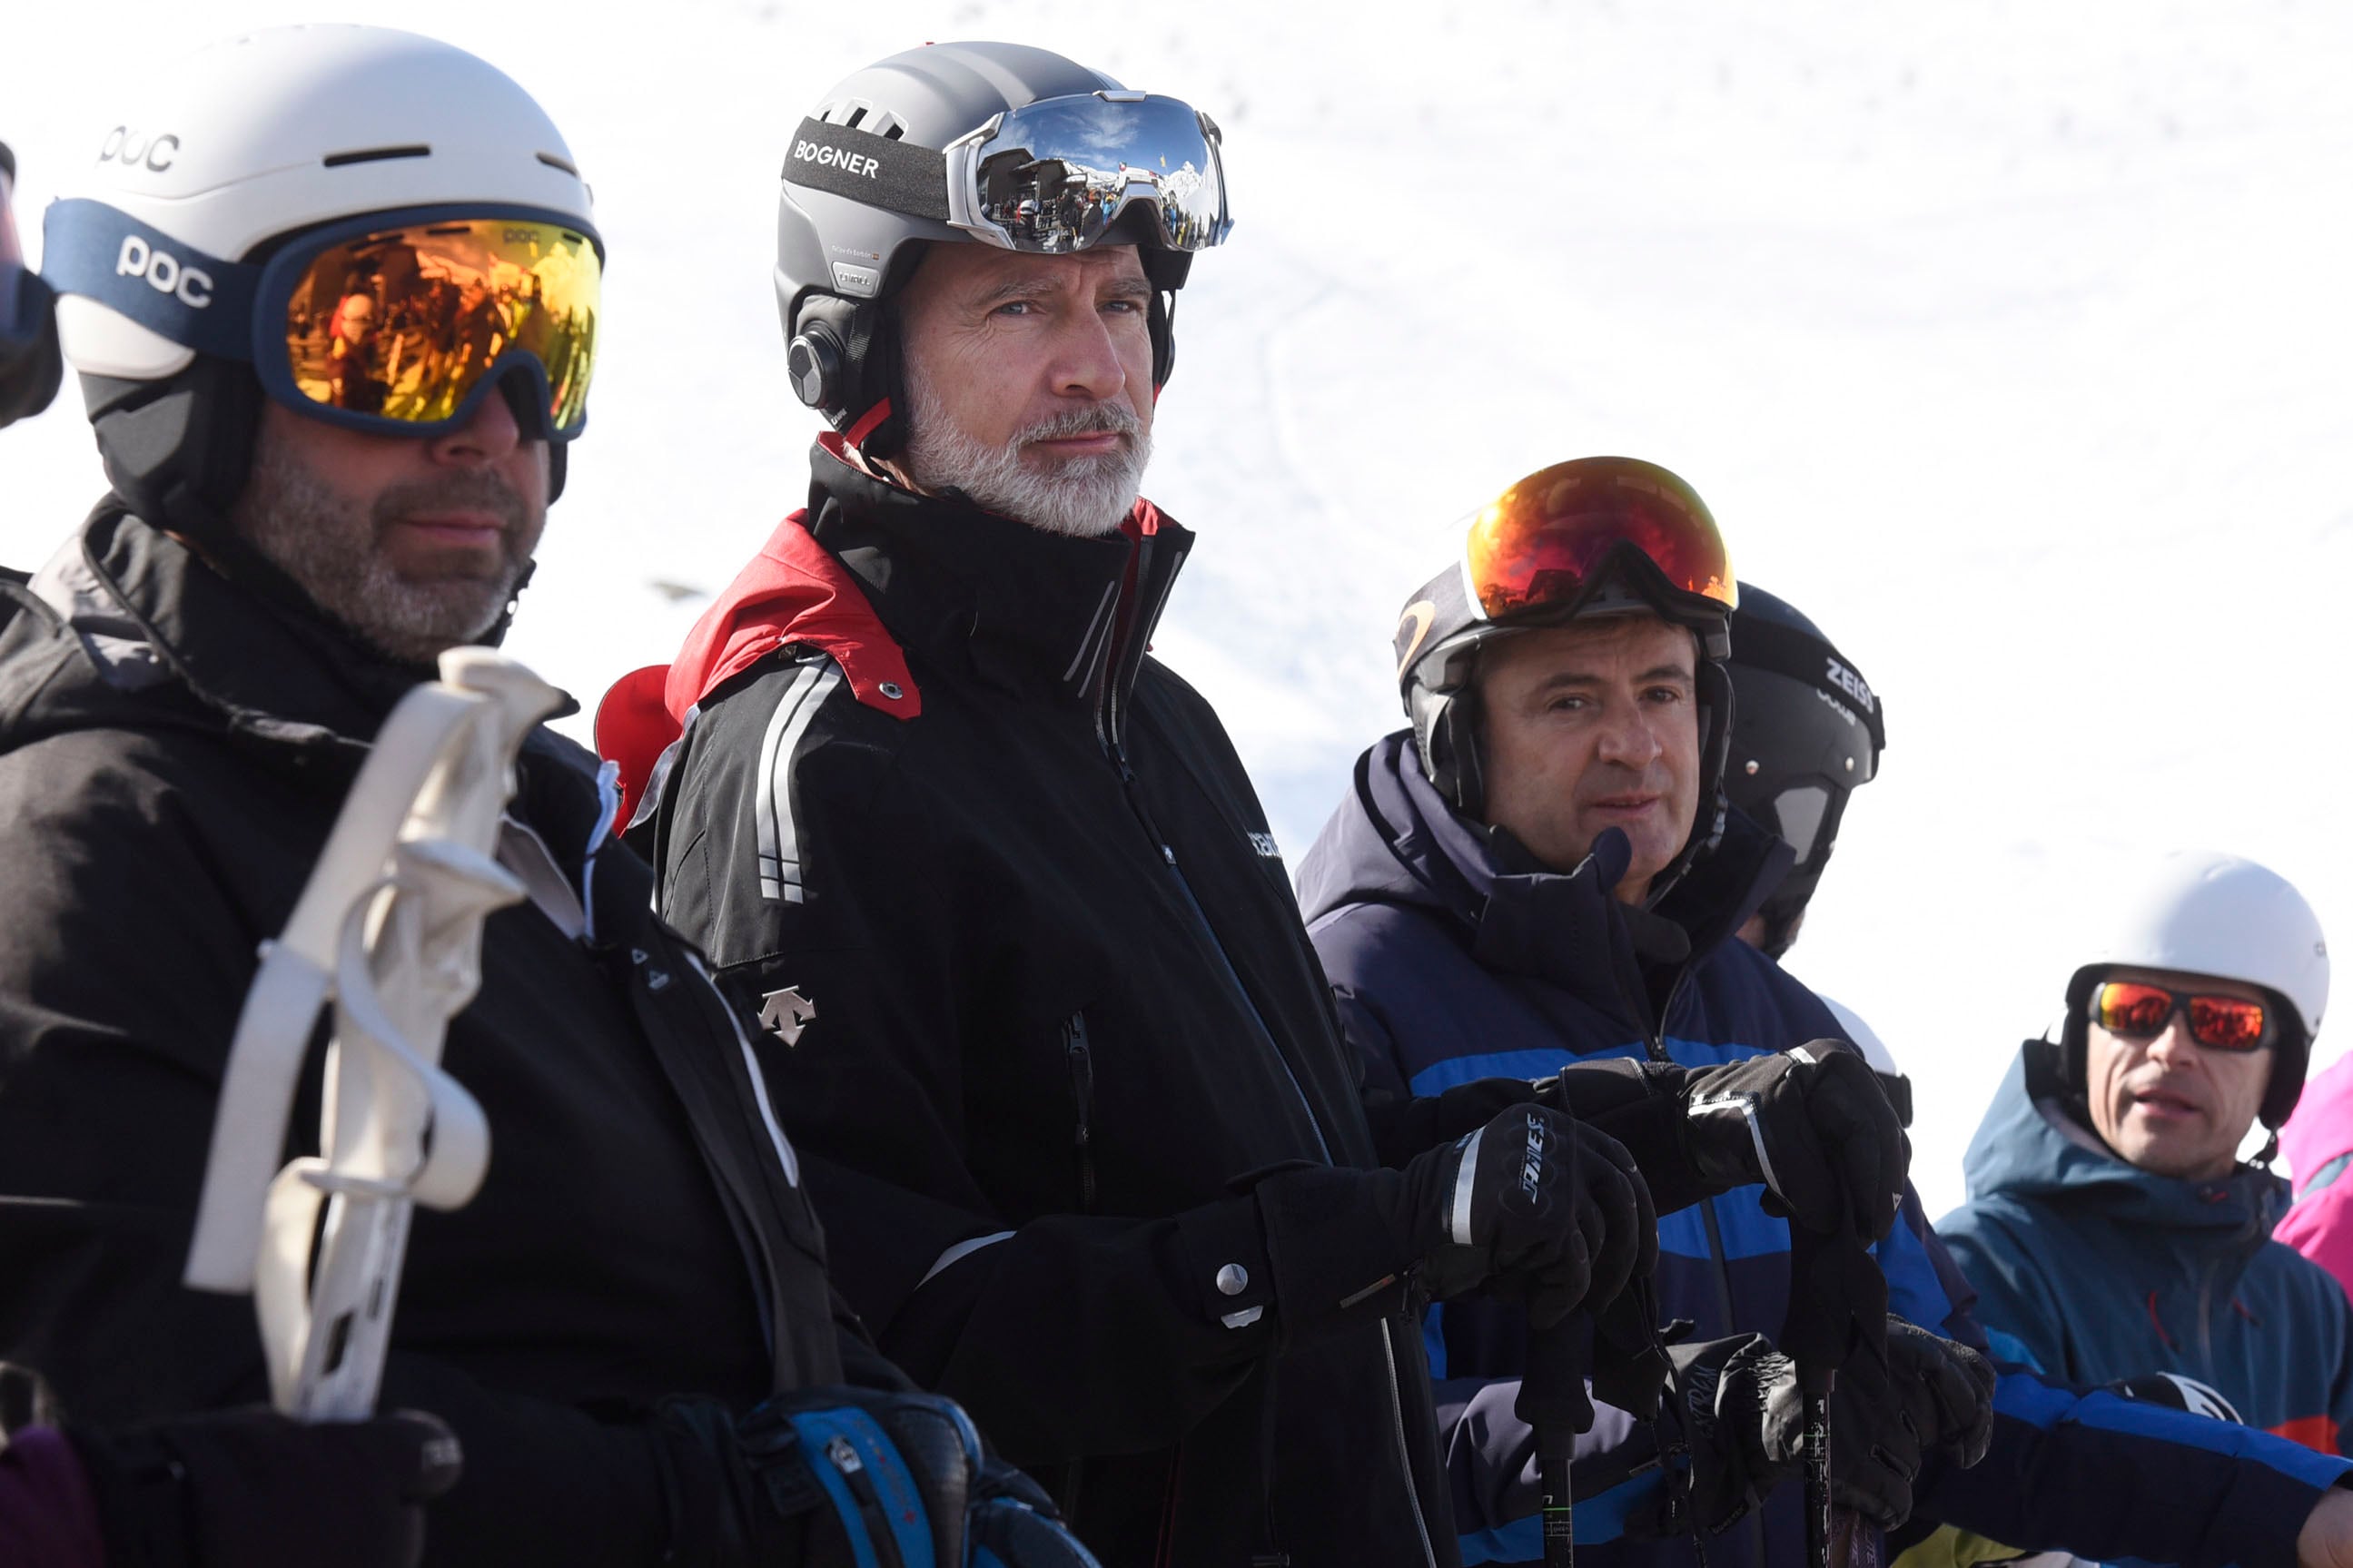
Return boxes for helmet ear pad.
[1409,680,1485,819]
[787,291,907,459]
[82,360,263,543]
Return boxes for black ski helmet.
[773,42,1231,459]
[1723,585,1886,957]
[0,141,63,433]
[1395,456,1738,903]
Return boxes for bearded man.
[601,41,1666,1568]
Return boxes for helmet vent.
[322,144,430,168]
[818,98,906,139]
[537,152,579,175]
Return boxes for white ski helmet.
[2062,850,2329,1129]
[40,25,597,526]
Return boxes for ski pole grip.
[1518,1317,1589,1568]
[1517,1316,1593,1447]
[1781,1216,1885,1386]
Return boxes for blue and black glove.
[654,1387,1098,1568]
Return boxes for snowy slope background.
[8,1,2353,1221]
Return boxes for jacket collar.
[803,439,1191,727]
[1965,1040,2290,1243]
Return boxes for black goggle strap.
[1726,613,1884,755]
[40,199,258,361]
[782,117,952,224]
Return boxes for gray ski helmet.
[1395,456,1738,902]
[775,42,1215,458]
[1723,585,1886,957]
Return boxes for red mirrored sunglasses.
[2093,981,2273,1053]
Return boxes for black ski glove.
[1360,1073,1551,1169]
[1672,1317,1995,1535]
[1241,1105,1657,1341]
[651,1387,1097,1568]
[1681,1042,1910,1241]
[71,1406,460,1568]
[1414,1104,1659,1328]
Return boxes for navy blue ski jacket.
[1296,731,2353,1568]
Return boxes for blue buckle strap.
[39,199,257,361]
[783,1405,937,1568]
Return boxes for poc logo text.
[116,236,213,309]
[98,128,180,173]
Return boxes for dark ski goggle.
[1461,456,1736,624]
[783,90,1231,271]
[2094,981,2273,1052]
[42,200,600,442]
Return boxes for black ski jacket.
[0,505,873,1566]
[625,444,1459,1568]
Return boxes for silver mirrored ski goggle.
[784,88,1233,261]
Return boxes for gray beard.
[230,421,539,667]
[900,365,1151,538]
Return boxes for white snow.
[9,1,2353,1221]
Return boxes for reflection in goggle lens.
[282,217,599,431]
[968,94,1230,255]
[2096,981,2270,1051]
[1464,457,1736,622]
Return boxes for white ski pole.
[183,648,561,1420]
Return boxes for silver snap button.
[1215,1263,1250,1296]
[879,681,905,700]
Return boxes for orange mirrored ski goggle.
[43,200,601,441]
[1461,456,1736,623]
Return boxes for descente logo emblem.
[793,138,880,179]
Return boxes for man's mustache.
[1016,401,1142,446]
[372,470,533,537]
